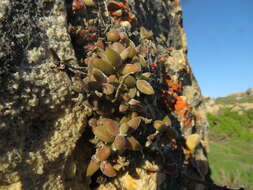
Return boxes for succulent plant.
[82,29,166,179]
[128,98,141,105]
[91,57,115,75]
[86,156,100,177]
[127,117,142,130]
[124,75,136,88]
[100,161,117,177]
[127,136,142,151]
[102,83,115,95]
[120,116,130,124]
[136,80,155,95]
[121,63,141,75]
[119,123,130,136]
[153,115,172,132]
[107,74,118,83]
[162,115,172,126]
[67,0,194,182]
[141,72,152,79]
[106,30,120,42]
[112,136,128,151]
[88,118,97,128]
[153,120,166,132]
[119,103,129,112]
[87,81,102,91]
[92,68,108,83]
[127,47,137,59]
[128,87,137,98]
[95,145,112,161]
[102,48,122,69]
[185,134,201,153]
[83,0,95,6]
[99,118,119,135]
[92,125,116,143]
[110,42,125,54]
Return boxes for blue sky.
[181,0,253,98]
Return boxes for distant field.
[207,108,253,189]
[209,138,253,189]
[215,93,253,105]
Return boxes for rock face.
[0,0,209,190]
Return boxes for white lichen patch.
[41,10,74,61]
[0,0,9,20]
[28,94,39,107]
[27,47,46,64]
[56,15,66,25]
[183,86,200,105]
[165,50,187,72]
[0,181,23,190]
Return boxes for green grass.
[207,108,253,140]
[209,139,253,189]
[207,109,253,189]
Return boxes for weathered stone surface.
[0,0,209,190]
[0,0,90,189]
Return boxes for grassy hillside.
[215,89,253,105]
[216,95,253,105]
[207,108,253,189]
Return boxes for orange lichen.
[173,96,194,129]
[157,58,195,129]
[107,1,136,24]
[72,0,84,11]
[158,56,166,63]
[159,76,181,112]
[174,96,187,114]
[165,79,182,95]
[170,0,180,6]
[159,88,176,112]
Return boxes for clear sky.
[181,0,253,98]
